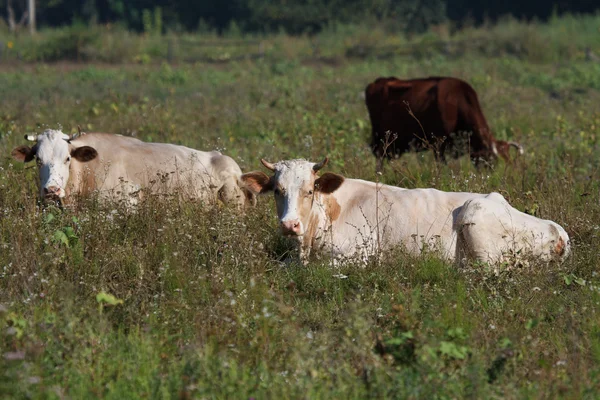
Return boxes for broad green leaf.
[575,277,586,286]
[96,291,123,306]
[53,230,69,247]
[439,341,469,360]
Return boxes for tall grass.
[0,13,598,64]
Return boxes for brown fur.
[78,164,98,197]
[71,146,98,162]
[11,145,36,162]
[324,195,341,222]
[555,236,566,257]
[365,76,520,166]
[301,195,340,252]
[303,213,320,249]
[315,173,344,194]
[241,171,273,194]
[64,156,99,205]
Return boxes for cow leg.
[299,246,310,265]
[470,151,493,168]
[434,141,448,163]
[218,176,246,209]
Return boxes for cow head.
[218,176,258,210]
[241,157,344,237]
[11,129,98,201]
[494,140,524,162]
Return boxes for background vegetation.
[0,0,599,34]
[0,12,600,399]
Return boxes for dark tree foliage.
[446,0,599,24]
[0,0,598,33]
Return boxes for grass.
[1,14,600,399]
[0,13,599,64]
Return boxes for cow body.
[293,177,484,262]
[456,194,570,266]
[12,130,253,208]
[365,76,522,169]
[242,158,569,266]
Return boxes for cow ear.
[241,171,273,194]
[71,146,98,162]
[315,173,344,194]
[11,145,35,162]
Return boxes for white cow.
[241,157,570,266]
[11,129,255,208]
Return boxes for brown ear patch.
[315,172,344,194]
[71,146,98,162]
[241,171,273,194]
[11,145,36,162]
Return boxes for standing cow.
[241,157,569,266]
[11,129,255,208]
[365,76,523,170]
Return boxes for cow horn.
[313,157,329,172]
[75,125,87,137]
[509,141,523,155]
[260,158,276,171]
[25,134,37,142]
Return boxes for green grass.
[0,13,599,64]
[1,15,600,399]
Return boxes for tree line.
[2,0,599,34]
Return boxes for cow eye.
[308,190,314,195]
[65,156,71,163]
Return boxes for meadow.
[1,14,600,398]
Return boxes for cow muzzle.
[280,219,303,236]
[554,236,571,260]
[43,186,63,200]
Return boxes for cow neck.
[66,155,99,202]
[301,191,339,255]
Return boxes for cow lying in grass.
[241,157,570,266]
[11,129,255,208]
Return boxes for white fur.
[33,130,72,198]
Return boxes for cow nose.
[281,220,302,236]
[44,186,61,196]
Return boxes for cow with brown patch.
[365,76,523,170]
[242,157,570,266]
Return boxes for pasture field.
[1,18,600,398]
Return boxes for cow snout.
[554,236,571,260]
[44,186,62,198]
[281,220,302,236]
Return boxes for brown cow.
[365,76,522,170]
